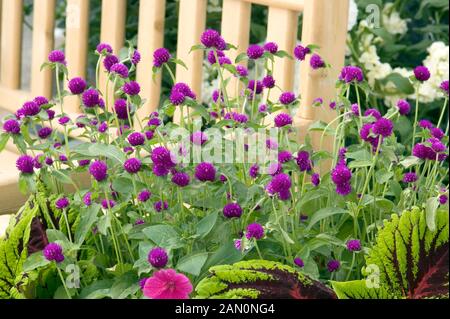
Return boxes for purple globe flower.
[327,260,341,272]
[311,173,320,187]
[247,80,263,95]
[339,66,364,83]
[236,65,249,77]
[373,118,393,138]
[439,194,448,205]
[153,165,169,177]
[266,138,279,150]
[412,143,434,160]
[397,99,411,115]
[403,172,418,183]
[114,99,129,120]
[123,81,141,96]
[310,54,325,69]
[103,54,119,71]
[132,50,141,65]
[59,154,68,162]
[207,50,224,64]
[124,158,142,174]
[170,90,185,106]
[258,104,268,113]
[249,164,259,179]
[33,96,48,107]
[431,127,444,140]
[294,44,310,61]
[429,138,446,153]
[268,173,292,194]
[418,119,434,129]
[190,131,208,146]
[148,247,168,268]
[89,160,108,181]
[96,43,113,55]
[45,157,54,166]
[46,109,56,120]
[83,192,92,206]
[346,239,362,252]
[3,119,20,134]
[364,108,381,120]
[234,239,242,251]
[360,123,374,141]
[82,89,100,108]
[98,122,108,133]
[136,190,151,203]
[55,197,70,210]
[38,127,52,139]
[246,223,264,240]
[151,147,176,169]
[43,243,64,263]
[274,113,293,128]
[247,44,264,60]
[223,203,243,219]
[336,182,352,196]
[296,151,312,172]
[22,101,40,116]
[48,50,65,64]
[153,48,171,67]
[154,201,169,212]
[414,66,431,82]
[262,75,276,89]
[440,80,449,95]
[78,159,91,167]
[101,199,116,209]
[201,29,221,48]
[294,258,304,268]
[16,155,34,174]
[278,150,293,163]
[279,92,296,105]
[68,77,87,95]
[331,163,352,185]
[172,172,191,187]
[264,42,278,54]
[128,132,146,146]
[110,63,129,78]
[59,116,70,126]
[195,162,216,182]
[268,162,282,176]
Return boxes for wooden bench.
[0,0,349,214]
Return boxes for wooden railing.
[0,0,349,214]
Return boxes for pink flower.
[143,269,193,299]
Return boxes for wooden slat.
[0,85,30,113]
[64,0,90,113]
[99,0,126,111]
[266,6,298,100]
[174,0,207,122]
[136,0,166,121]
[0,0,23,89]
[241,0,304,12]
[30,0,56,99]
[294,0,349,170]
[221,0,251,98]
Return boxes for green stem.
[57,267,72,299]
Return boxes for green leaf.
[22,252,50,273]
[375,169,394,185]
[273,50,293,59]
[332,280,393,299]
[348,160,373,169]
[0,133,9,152]
[142,225,183,249]
[425,197,440,231]
[51,170,74,185]
[399,156,421,169]
[171,58,188,70]
[189,44,205,53]
[306,208,347,230]
[75,204,100,245]
[196,212,218,239]
[381,73,415,95]
[235,52,248,64]
[176,253,209,276]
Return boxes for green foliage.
[196,260,336,299]
[331,207,449,299]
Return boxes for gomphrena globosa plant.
[0,27,448,299]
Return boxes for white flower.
[348,0,358,31]
[382,4,408,36]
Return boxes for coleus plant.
[332,207,449,299]
[0,28,448,299]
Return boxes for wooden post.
[221,0,251,98]
[31,0,56,100]
[99,0,126,111]
[64,0,90,114]
[0,0,23,89]
[136,0,166,122]
[294,0,349,170]
[174,0,207,123]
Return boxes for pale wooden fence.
[0,0,349,215]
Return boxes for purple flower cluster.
[247,45,264,60]
[68,77,87,95]
[294,44,310,61]
[48,50,66,64]
[195,162,216,182]
[266,173,292,201]
[151,146,176,176]
[279,92,296,105]
[138,190,151,202]
[249,164,259,179]
[403,172,418,183]
[55,197,70,210]
[82,89,100,108]
[148,247,168,268]
[170,83,196,105]
[110,63,129,78]
[172,172,191,187]
[339,66,364,83]
[414,66,431,82]
[123,81,140,96]
[43,243,64,263]
[223,203,243,219]
[264,42,278,54]
[296,151,312,172]
[397,100,411,115]
[153,48,171,68]
[327,260,340,272]
[89,160,108,181]
[310,54,325,69]
[346,239,362,252]
[201,29,226,50]
[246,223,264,240]
[128,132,145,146]
[331,162,352,196]
[16,155,34,174]
[124,158,142,174]
[154,201,169,212]
[3,119,20,134]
